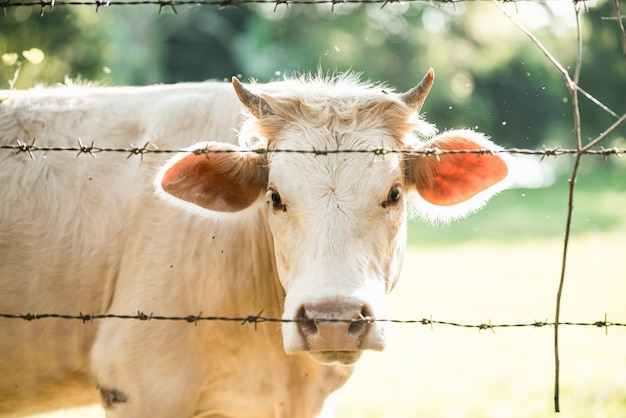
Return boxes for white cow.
[0,70,509,417]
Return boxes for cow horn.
[232,77,274,119]
[400,68,435,112]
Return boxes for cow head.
[155,70,509,365]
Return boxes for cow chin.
[308,351,363,366]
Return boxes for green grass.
[407,164,626,247]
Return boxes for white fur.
[0,80,348,418]
[0,73,508,417]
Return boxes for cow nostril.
[348,306,372,336]
[348,321,365,336]
[296,305,318,336]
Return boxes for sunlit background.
[2,0,624,154]
[2,0,626,416]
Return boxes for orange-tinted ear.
[407,130,508,207]
[156,142,268,213]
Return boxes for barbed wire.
[0,0,624,414]
[1,140,625,160]
[0,0,564,15]
[1,312,624,334]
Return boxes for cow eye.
[268,188,287,212]
[389,187,401,202]
[382,186,402,209]
[271,191,282,207]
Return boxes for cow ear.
[155,142,268,214]
[406,130,509,221]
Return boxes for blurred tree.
[0,7,110,87]
[158,7,253,82]
[576,3,626,145]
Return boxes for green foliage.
[0,0,624,150]
[0,7,110,87]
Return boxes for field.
[30,164,626,417]
[335,229,626,418]
[335,163,626,417]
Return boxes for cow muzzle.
[285,298,386,365]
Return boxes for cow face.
[263,135,408,365]
[156,70,509,366]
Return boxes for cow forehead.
[259,97,416,146]
[267,155,403,233]
[268,126,403,185]
[261,100,408,206]
[270,136,401,171]
[241,76,435,143]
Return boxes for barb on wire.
[157,0,177,13]
[76,139,97,158]
[14,139,37,159]
[1,141,625,159]
[126,142,152,161]
[95,0,111,11]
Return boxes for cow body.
[0,72,509,417]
